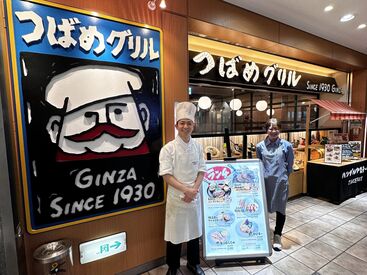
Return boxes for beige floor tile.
[298,207,326,218]
[290,247,328,270]
[359,236,367,248]
[318,233,353,251]
[281,237,302,255]
[203,269,216,275]
[274,256,314,275]
[329,226,365,243]
[346,200,367,212]
[266,250,288,264]
[288,211,314,222]
[283,229,314,246]
[305,240,343,261]
[318,214,346,227]
[241,261,269,274]
[356,192,367,199]
[298,196,324,203]
[307,204,334,215]
[317,262,354,275]
[329,206,364,221]
[352,213,367,224]
[346,243,367,262]
[212,265,250,274]
[340,221,367,236]
[148,195,367,275]
[286,204,305,214]
[148,264,170,275]
[291,200,315,208]
[284,216,305,228]
[333,252,367,275]
[306,219,336,232]
[296,223,327,238]
[255,265,285,275]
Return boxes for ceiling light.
[229,99,242,111]
[236,110,243,117]
[357,24,367,29]
[324,5,333,12]
[266,109,275,116]
[159,0,167,9]
[340,14,355,22]
[255,100,268,111]
[198,96,212,110]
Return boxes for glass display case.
[193,128,341,198]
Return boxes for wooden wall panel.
[49,0,162,27]
[162,12,189,142]
[188,0,279,42]
[278,24,333,59]
[351,70,367,144]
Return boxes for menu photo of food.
[236,197,261,216]
[230,164,260,192]
[235,218,260,238]
[214,210,235,227]
[207,228,231,246]
[206,180,232,200]
[324,144,342,164]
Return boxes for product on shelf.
[205,145,220,158]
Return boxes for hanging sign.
[201,159,272,260]
[6,0,164,233]
[189,51,343,94]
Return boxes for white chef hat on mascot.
[175,102,196,123]
[45,65,142,112]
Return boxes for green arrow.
[110,241,121,249]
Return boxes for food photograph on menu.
[324,144,343,164]
[201,160,272,260]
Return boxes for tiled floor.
[144,192,367,275]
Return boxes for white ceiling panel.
[224,0,367,54]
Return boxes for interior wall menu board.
[201,159,272,260]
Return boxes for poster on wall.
[5,0,164,233]
[201,159,272,260]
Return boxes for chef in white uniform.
[159,102,206,275]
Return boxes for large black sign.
[7,0,164,233]
[189,51,343,94]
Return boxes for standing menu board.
[201,159,272,260]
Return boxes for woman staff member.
[159,102,206,275]
[256,118,294,251]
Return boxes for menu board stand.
[201,159,272,262]
[215,257,267,266]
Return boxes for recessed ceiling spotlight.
[357,23,367,29]
[340,14,355,22]
[324,5,334,12]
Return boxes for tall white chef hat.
[45,65,142,112]
[175,101,196,123]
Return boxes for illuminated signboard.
[6,0,164,233]
[79,232,127,264]
[201,159,272,260]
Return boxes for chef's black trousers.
[274,211,286,236]
[166,237,200,269]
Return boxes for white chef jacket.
[159,135,206,244]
